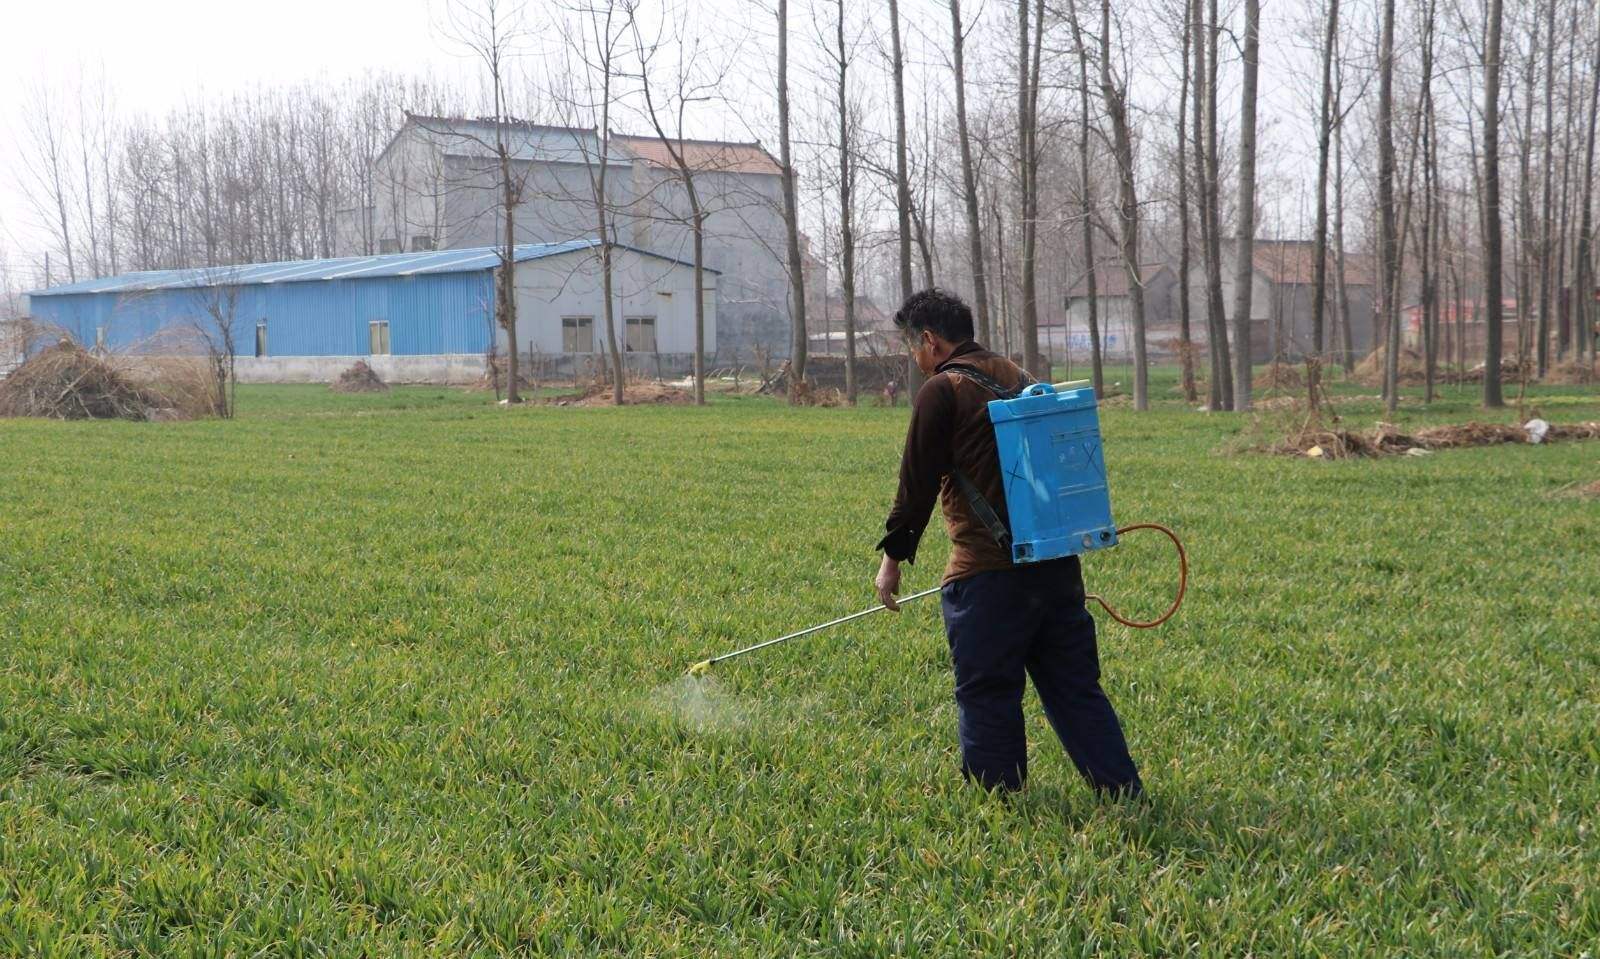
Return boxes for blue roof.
[28,239,711,297]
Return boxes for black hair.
[893,288,975,344]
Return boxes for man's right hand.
[876,555,902,612]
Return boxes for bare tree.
[1482,0,1507,408]
[833,0,861,404]
[1017,0,1045,376]
[1377,0,1400,415]
[547,0,631,403]
[184,272,244,419]
[628,3,738,406]
[1196,0,1232,408]
[1573,18,1600,368]
[1175,0,1197,404]
[1310,0,1340,364]
[1228,0,1261,410]
[1067,0,1105,397]
[1536,0,1556,376]
[441,0,533,404]
[948,0,993,345]
[1099,0,1148,409]
[777,0,809,404]
[1333,45,1355,374]
[1419,0,1440,402]
[21,84,79,285]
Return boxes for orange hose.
[1086,523,1188,629]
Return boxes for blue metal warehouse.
[26,240,600,360]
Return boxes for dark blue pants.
[940,559,1142,795]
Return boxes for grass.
[2,369,1597,956]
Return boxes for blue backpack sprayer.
[687,376,1187,676]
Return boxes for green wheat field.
[3,371,1597,955]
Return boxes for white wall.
[510,247,717,356]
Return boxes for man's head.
[894,288,974,375]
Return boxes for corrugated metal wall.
[27,272,495,357]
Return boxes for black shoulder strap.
[952,469,1013,551]
[942,363,1033,400]
[941,362,1035,554]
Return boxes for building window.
[561,316,593,353]
[411,234,436,252]
[94,326,108,351]
[369,320,391,355]
[625,316,656,353]
[378,237,401,254]
[255,322,268,358]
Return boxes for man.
[875,289,1142,797]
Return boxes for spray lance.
[688,380,1189,677]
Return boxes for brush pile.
[549,382,695,406]
[1273,420,1600,458]
[0,341,178,421]
[330,360,389,393]
[1256,364,1304,391]
[1353,347,1427,386]
[777,354,906,394]
[469,356,537,393]
[1544,358,1597,384]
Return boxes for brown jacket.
[878,341,1032,584]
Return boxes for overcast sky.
[1,0,1331,285]
[0,0,453,276]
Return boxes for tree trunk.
[1100,0,1148,409]
[499,138,521,404]
[1228,0,1260,411]
[692,214,706,405]
[949,0,991,346]
[1201,0,1232,408]
[1421,10,1439,404]
[1310,0,1340,361]
[1537,0,1555,376]
[1176,1,1197,404]
[1337,124,1350,374]
[1556,14,1577,361]
[1067,0,1104,395]
[889,0,920,392]
[778,0,808,404]
[1482,0,1506,408]
[1516,14,1537,383]
[1017,0,1043,378]
[1574,26,1600,367]
[1377,0,1400,414]
[837,0,858,405]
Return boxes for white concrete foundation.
[233,354,489,385]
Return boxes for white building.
[339,116,784,364]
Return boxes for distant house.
[1403,288,1598,364]
[338,114,790,361]
[807,294,897,356]
[1402,298,1526,362]
[1183,239,1378,361]
[25,241,716,384]
[1061,262,1178,360]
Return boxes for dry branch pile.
[548,383,694,407]
[1270,420,1600,459]
[1544,358,1598,385]
[1353,347,1428,386]
[0,342,182,421]
[1256,364,1304,391]
[469,356,538,393]
[330,360,389,393]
